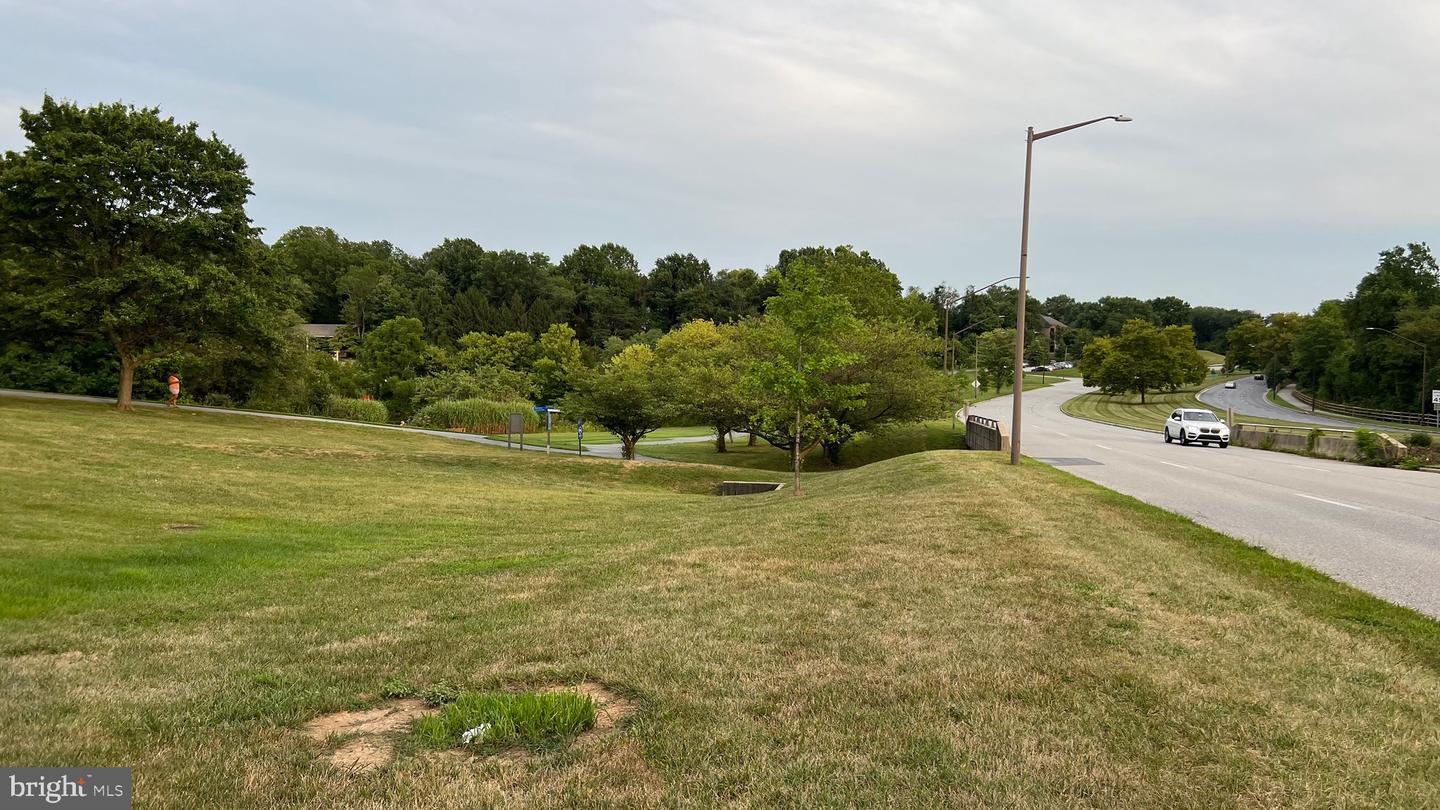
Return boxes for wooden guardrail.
[1292,389,1437,428]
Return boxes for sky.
[2,0,1437,314]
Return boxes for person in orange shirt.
[166,374,181,408]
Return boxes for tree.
[1293,301,1349,397]
[816,322,947,465]
[1149,296,1192,327]
[1223,318,1270,372]
[711,268,767,322]
[0,96,282,410]
[531,323,584,405]
[565,344,675,460]
[745,263,863,494]
[649,253,714,331]
[1081,320,1205,403]
[655,320,752,452]
[975,328,1015,392]
[359,317,427,397]
[771,245,907,322]
[338,262,383,338]
[557,243,647,344]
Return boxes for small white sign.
[1432,389,1439,405]
[971,379,982,389]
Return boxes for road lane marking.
[1095,444,1113,450]
[1291,465,1332,473]
[1053,431,1070,437]
[1159,461,1188,469]
[1294,493,1363,511]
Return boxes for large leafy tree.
[745,262,863,494]
[557,243,647,344]
[0,96,285,409]
[655,319,752,452]
[816,322,947,466]
[1081,320,1206,403]
[1223,318,1271,372]
[358,316,428,398]
[975,328,1016,393]
[565,344,675,460]
[649,253,714,331]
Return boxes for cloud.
[0,0,1436,311]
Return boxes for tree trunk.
[1140,388,1147,404]
[715,426,727,453]
[117,354,138,411]
[621,437,637,460]
[748,432,757,446]
[823,440,843,467]
[792,408,802,496]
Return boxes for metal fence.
[1292,389,1437,428]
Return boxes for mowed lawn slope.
[2,399,1439,808]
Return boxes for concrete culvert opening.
[721,481,784,496]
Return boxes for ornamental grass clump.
[414,688,596,751]
[322,395,389,424]
[411,398,537,434]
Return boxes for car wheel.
[1220,441,1229,449]
[1180,432,1190,446]
[1163,427,1172,443]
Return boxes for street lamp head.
[1113,115,1133,122]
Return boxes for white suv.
[1163,408,1230,448]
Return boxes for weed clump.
[1407,432,1433,448]
[414,688,596,751]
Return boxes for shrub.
[322,395,389,424]
[1352,428,1393,467]
[1408,432,1433,448]
[1399,456,1424,471]
[413,369,534,408]
[411,398,537,434]
[414,688,596,750]
[1305,428,1322,455]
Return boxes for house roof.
[1039,314,1068,330]
[300,323,343,338]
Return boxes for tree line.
[1220,244,1438,414]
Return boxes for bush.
[411,398,537,434]
[1400,456,1424,471]
[1352,428,1393,467]
[322,395,389,423]
[1408,432,1433,448]
[412,369,533,409]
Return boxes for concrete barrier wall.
[965,415,1010,452]
[1231,424,1405,462]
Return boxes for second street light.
[1010,115,1131,465]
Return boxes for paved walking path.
[0,389,727,462]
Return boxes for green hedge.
[412,398,537,434]
[322,395,389,424]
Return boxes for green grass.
[640,421,965,472]
[1061,375,1307,432]
[1199,349,1225,365]
[1265,389,1440,438]
[3,397,1440,807]
[482,424,716,450]
[414,689,596,751]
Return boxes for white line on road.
[1053,431,1070,437]
[1294,492,1363,511]
[1095,444,1113,451]
[1159,461,1188,469]
[1291,465,1333,473]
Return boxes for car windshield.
[1184,411,1219,422]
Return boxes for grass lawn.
[1061,375,1307,432]
[3,397,1440,807]
[1199,349,1225,365]
[481,424,717,451]
[642,421,966,472]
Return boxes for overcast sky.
[3,1,1437,313]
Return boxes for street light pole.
[1010,115,1131,465]
[1366,327,1430,424]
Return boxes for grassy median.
[1060,376,1303,432]
[2,397,1439,808]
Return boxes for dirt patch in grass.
[304,698,437,772]
[304,683,635,773]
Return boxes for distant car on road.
[1164,408,1230,448]
[1253,374,1265,380]
[1224,381,1237,389]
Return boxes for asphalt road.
[1197,377,1359,427]
[972,380,1440,618]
